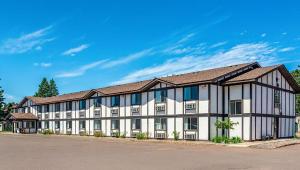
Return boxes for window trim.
[111,119,120,130]
[131,93,142,106]
[79,100,86,110]
[154,89,167,103]
[183,85,199,101]
[154,117,167,131]
[131,118,141,130]
[111,96,120,107]
[184,117,198,130]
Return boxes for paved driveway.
[0,134,299,170]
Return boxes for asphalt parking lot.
[1,134,300,170]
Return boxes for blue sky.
[0,0,300,103]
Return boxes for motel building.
[8,62,300,141]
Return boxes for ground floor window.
[79,120,85,130]
[94,120,101,130]
[184,117,198,130]
[229,100,242,115]
[55,121,60,129]
[66,121,72,129]
[155,118,167,130]
[111,119,120,130]
[132,118,141,130]
[44,121,49,129]
[29,121,35,128]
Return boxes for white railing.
[111,108,119,117]
[155,104,166,115]
[131,107,140,116]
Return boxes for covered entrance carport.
[6,113,38,134]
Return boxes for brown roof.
[19,62,259,105]
[226,65,280,83]
[10,113,38,120]
[225,64,300,92]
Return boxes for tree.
[34,78,50,97]
[0,79,5,116]
[34,78,59,97]
[291,66,300,114]
[215,118,239,138]
[49,79,59,96]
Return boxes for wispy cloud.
[210,41,227,48]
[261,33,267,37]
[34,62,52,68]
[282,32,287,36]
[4,93,16,102]
[0,25,54,54]
[278,47,296,52]
[112,43,277,85]
[55,60,107,78]
[62,44,89,56]
[101,48,154,68]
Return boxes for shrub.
[211,136,223,143]
[94,131,105,137]
[120,132,126,138]
[79,131,88,136]
[136,132,148,140]
[172,131,180,140]
[66,131,72,135]
[230,136,242,144]
[42,129,54,135]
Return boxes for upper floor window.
[37,105,42,113]
[79,100,86,110]
[66,101,72,111]
[155,89,167,103]
[229,100,242,115]
[21,107,26,113]
[44,105,49,113]
[183,86,199,101]
[274,90,281,109]
[94,97,102,108]
[131,93,141,105]
[111,96,120,107]
[55,103,60,112]
[184,117,198,130]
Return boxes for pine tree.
[34,78,50,97]
[291,66,300,114]
[49,79,59,96]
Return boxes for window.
[94,97,102,108]
[184,117,198,130]
[111,96,120,107]
[55,103,60,112]
[66,101,72,111]
[274,90,281,109]
[27,107,31,113]
[155,90,167,103]
[131,93,141,105]
[132,118,141,130]
[30,121,35,128]
[184,86,199,101]
[155,118,167,130]
[44,121,49,129]
[37,105,42,113]
[94,120,101,130]
[229,100,242,115]
[111,119,120,130]
[79,100,86,110]
[66,121,72,129]
[55,121,60,129]
[79,120,85,130]
[22,107,26,113]
[44,105,49,113]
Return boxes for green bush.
[136,132,148,140]
[230,136,242,143]
[211,136,242,144]
[42,129,54,135]
[66,131,72,135]
[79,131,88,136]
[120,132,126,138]
[172,131,180,140]
[94,131,105,137]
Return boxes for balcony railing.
[185,102,197,114]
[155,131,167,139]
[94,110,101,118]
[66,112,72,119]
[79,111,85,118]
[44,114,49,119]
[55,113,60,119]
[155,104,166,115]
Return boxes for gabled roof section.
[225,64,300,92]
[7,113,38,120]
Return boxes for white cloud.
[261,33,267,37]
[4,93,16,102]
[62,44,89,56]
[282,32,287,36]
[278,47,295,52]
[101,49,153,68]
[55,60,107,78]
[0,25,54,54]
[112,43,277,85]
[34,62,52,68]
[210,41,227,48]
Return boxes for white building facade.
[13,62,300,141]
